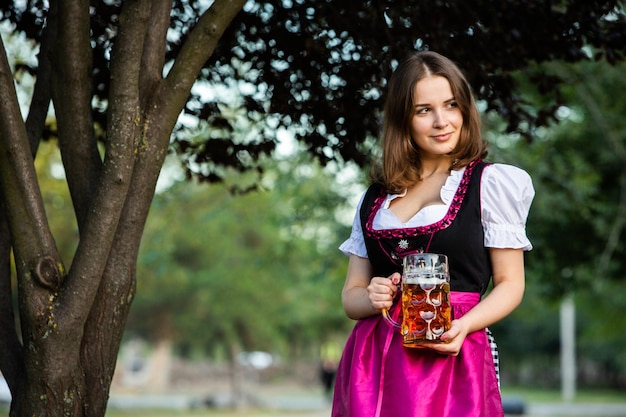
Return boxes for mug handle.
[382,273,402,327]
[382,307,400,328]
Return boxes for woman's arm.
[341,255,401,320]
[430,247,526,355]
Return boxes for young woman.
[332,51,534,417]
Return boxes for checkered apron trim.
[486,327,500,390]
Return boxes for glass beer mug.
[382,253,452,348]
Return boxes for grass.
[501,387,626,403]
[2,387,625,417]
[102,387,626,417]
[106,411,322,417]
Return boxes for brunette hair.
[372,51,487,193]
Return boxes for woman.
[332,51,534,417]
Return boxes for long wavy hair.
[371,51,487,193]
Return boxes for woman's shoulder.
[481,162,535,207]
[479,163,535,250]
[482,163,533,190]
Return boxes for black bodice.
[360,161,493,294]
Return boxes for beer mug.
[382,253,452,348]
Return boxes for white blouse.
[339,163,535,258]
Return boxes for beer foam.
[403,272,447,285]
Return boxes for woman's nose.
[433,111,449,128]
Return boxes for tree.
[486,59,626,388]
[0,1,247,415]
[1,1,626,416]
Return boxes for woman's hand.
[367,273,401,311]
[423,248,526,356]
[341,255,403,320]
[423,319,470,356]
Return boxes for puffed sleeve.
[481,164,535,251]
[338,192,369,257]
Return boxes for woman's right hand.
[367,273,401,311]
[342,256,401,320]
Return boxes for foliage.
[32,141,79,260]
[203,0,626,172]
[5,2,626,183]
[129,155,354,359]
[488,59,626,388]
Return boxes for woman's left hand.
[423,319,469,356]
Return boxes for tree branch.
[138,0,170,100]
[0,207,24,391]
[78,4,171,404]
[0,32,59,261]
[60,0,151,324]
[24,0,56,156]
[123,0,248,239]
[77,2,249,385]
[163,0,247,116]
[126,0,249,214]
[51,0,103,231]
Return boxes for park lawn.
[3,388,624,417]
[102,388,626,417]
[501,387,626,403]
[106,410,322,417]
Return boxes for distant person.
[331,51,534,417]
[320,340,341,400]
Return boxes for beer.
[400,272,451,347]
[382,253,452,348]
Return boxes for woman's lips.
[432,133,452,141]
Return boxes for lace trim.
[364,160,480,240]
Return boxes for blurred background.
[17,58,626,414]
[1,1,625,415]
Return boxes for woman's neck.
[419,158,453,180]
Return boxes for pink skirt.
[331,292,503,417]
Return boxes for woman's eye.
[416,107,430,114]
[447,101,459,108]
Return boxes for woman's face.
[409,75,463,159]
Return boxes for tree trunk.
[148,339,174,391]
[9,240,142,416]
[228,343,246,409]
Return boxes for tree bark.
[50,0,102,231]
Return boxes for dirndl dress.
[332,161,505,417]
